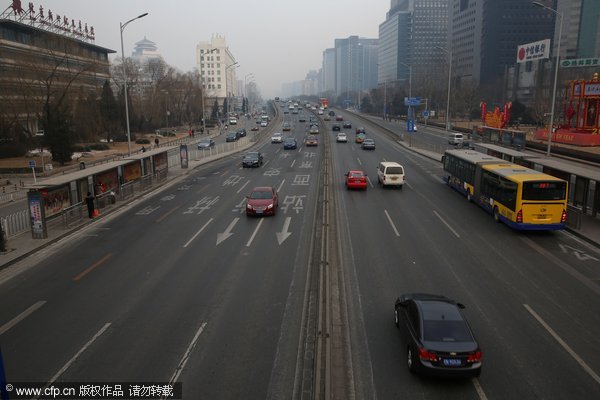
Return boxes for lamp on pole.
[532,1,563,156]
[225,62,239,116]
[435,46,452,131]
[120,12,148,156]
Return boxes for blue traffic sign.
[28,160,36,168]
[423,110,430,118]
[407,119,415,132]
[404,97,420,106]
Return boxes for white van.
[377,161,405,188]
[448,133,463,145]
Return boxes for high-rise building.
[196,36,237,104]
[449,0,556,101]
[554,0,600,59]
[322,48,336,95]
[334,36,378,101]
[378,1,448,96]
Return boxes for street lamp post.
[435,46,452,131]
[225,62,239,116]
[120,12,148,156]
[533,1,563,156]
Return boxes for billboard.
[516,39,551,63]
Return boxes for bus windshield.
[522,181,567,201]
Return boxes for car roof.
[251,186,273,192]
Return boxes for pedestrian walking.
[85,192,95,219]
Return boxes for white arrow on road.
[216,217,239,245]
[276,217,292,245]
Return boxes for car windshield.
[349,172,364,178]
[423,320,472,342]
[285,139,295,143]
[199,139,211,144]
[244,153,259,159]
[386,166,404,174]
[250,191,272,199]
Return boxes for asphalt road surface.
[0,105,598,400]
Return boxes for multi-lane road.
[1,104,599,399]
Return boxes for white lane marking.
[471,378,489,400]
[367,176,374,188]
[405,181,414,190]
[183,218,214,248]
[276,217,292,245]
[433,210,461,238]
[216,218,239,246]
[44,323,111,391]
[277,179,286,193]
[168,322,207,385]
[384,210,400,237]
[0,300,46,336]
[357,157,362,165]
[523,304,600,385]
[291,159,296,168]
[263,160,270,168]
[246,218,265,247]
[236,180,250,194]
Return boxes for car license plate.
[537,214,547,219]
[391,177,398,181]
[443,358,462,367]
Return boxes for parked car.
[361,138,376,150]
[394,293,482,378]
[242,151,263,168]
[283,137,298,150]
[197,138,215,149]
[271,132,283,143]
[226,132,238,142]
[345,170,368,190]
[246,186,278,216]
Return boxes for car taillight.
[516,209,523,223]
[418,348,438,362]
[467,351,482,363]
[561,209,567,223]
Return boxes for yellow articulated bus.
[442,149,568,230]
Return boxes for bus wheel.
[493,207,500,223]
[467,191,472,202]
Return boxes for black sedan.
[226,132,238,142]
[343,122,352,129]
[242,151,263,168]
[394,293,482,378]
[197,138,215,149]
[332,123,341,131]
[283,137,297,150]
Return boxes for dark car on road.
[246,186,278,216]
[394,293,482,378]
[236,128,247,137]
[226,132,239,142]
[197,138,215,149]
[242,151,263,168]
[343,122,352,129]
[283,137,298,150]
[332,123,341,131]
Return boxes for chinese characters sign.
[516,39,550,63]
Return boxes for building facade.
[321,48,336,95]
[196,35,237,108]
[0,8,114,135]
[334,36,378,101]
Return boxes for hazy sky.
[43,0,389,98]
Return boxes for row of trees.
[0,52,230,163]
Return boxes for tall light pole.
[533,1,563,156]
[225,62,239,116]
[120,12,148,156]
[435,46,452,131]
[201,48,217,134]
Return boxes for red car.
[336,115,344,121]
[246,186,278,216]
[345,170,368,190]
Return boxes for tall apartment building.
[554,0,600,59]
[334,36,378,100]
[449,0,556,101]
[196,36,237,104]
